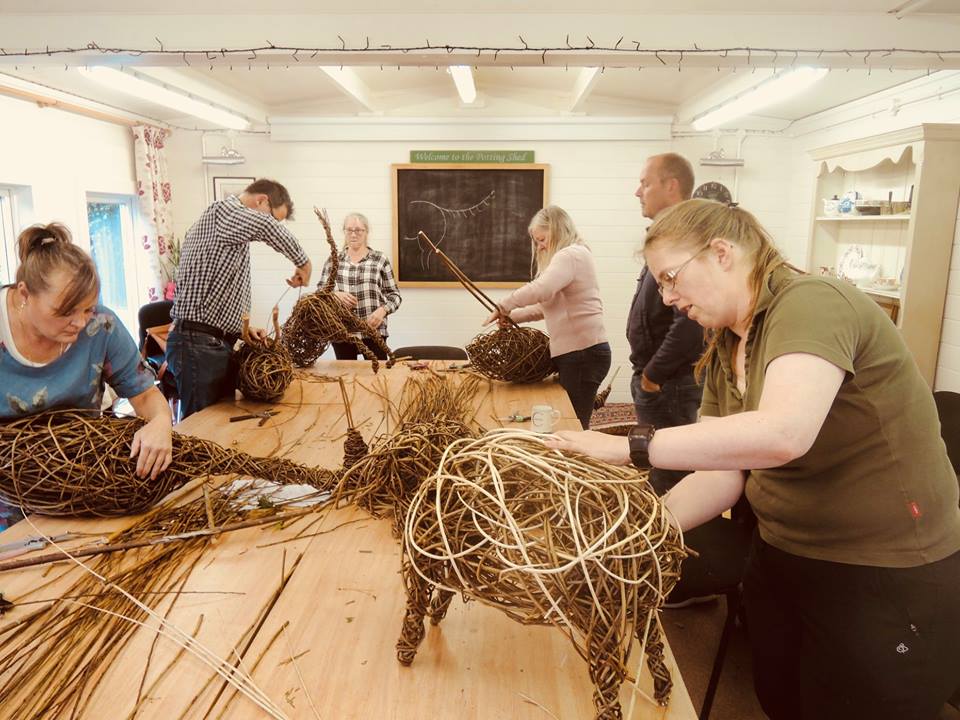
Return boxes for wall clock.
[692,181,733,205]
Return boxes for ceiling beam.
[320,66,379,112]
[568,67,601,112]
[2,49,960,71]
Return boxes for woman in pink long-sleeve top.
[485,206,610,428]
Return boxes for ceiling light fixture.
[691,67,828,132]
[449,66,477,105]
[77,67,250,130]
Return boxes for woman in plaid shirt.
[319,213,402,359]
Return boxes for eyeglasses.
[344,227,367,235]
[655,246,708,296]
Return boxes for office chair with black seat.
[137,300,178,413]
[392,345,468,361]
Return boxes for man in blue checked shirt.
[166,179,312,419]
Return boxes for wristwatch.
[627,424,657,469]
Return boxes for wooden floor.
[0,361,697,720]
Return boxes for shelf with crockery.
[814,215,910,222]
[806,124,960,386]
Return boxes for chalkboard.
[392,163,549,287]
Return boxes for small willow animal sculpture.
[416,231,554,384]
[0,410,339,516]
[399,430,687,720]
[236,309,295,402]
[280,207,396,372]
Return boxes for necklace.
[11,299,66,363]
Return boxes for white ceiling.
[0,1,956,130]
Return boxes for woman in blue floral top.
[0,223,172,530]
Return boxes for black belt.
[176,319,240,345]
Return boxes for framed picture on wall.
[212,176,255,202]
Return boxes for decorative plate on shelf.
[692,181,733,205]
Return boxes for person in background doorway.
[629,152,704,494]
[321,212,402,360]
[484,205,610,429]
[166,179,312,419]
[0,223,172,528]
[548,199,960,720]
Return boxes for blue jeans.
[553,342,612,429]
[632,371,702,493]
[165,327,238,419]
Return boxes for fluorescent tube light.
[449,66,477,105]
[78,67,250,130]
[692,67,828,131]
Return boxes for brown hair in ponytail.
[15,223,100,316]
[643,199,799,382]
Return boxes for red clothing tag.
[908,501,922,519]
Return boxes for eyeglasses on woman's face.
[655,246,709,296]
[344,227,367,236]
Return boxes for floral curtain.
[132,124,176,302]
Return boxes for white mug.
[531,404,561,433]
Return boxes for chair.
[392,345,468,361]
[137,300,178,404]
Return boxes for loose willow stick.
[417,230,520,328]
[0,505,324,573]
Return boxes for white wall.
[0,94,137,241]
[164,126,795,403]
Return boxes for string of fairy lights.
[0,39,957,73]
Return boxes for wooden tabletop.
[0,360,695,720]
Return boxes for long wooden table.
[0,361,695,719]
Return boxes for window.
[86,194,142,332]
[0,189,17,285]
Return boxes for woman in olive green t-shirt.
[550,199,960,720]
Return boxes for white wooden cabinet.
[807,124,960,386]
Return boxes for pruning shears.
[500,413,532,423]
[229,409,281,426]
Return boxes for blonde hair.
[527,206,585,277]
[644,199,798,381]
[15,223,99,316]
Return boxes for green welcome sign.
[410,150,535,164]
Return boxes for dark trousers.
[744,533,960,720]
[165,327,238,420]
[332,337,388,361]
[552,342,612,429]
[632,371,702,493]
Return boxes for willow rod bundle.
[398,429,687,719]
[0,410,339,516]
[236,309,295,402]
[0,483,302,719]
[418,230,554,384]
[280,208,396,372]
